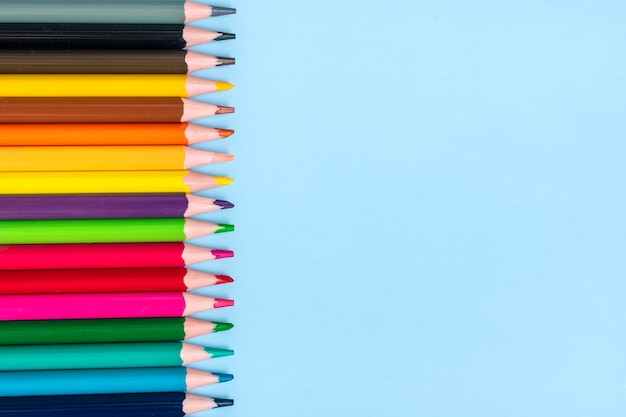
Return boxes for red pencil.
[0,242,233,270]
[0,268,233,294]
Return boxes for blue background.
[189,1,626,416]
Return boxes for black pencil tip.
[214,398,235,408]
[211,6,237,17]
[216,56,236,66]
[214,32,236,41]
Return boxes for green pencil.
[0,218,234,244]
[0,341,233,371]
[0,317,233,345]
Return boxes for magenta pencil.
[0,292,234,321]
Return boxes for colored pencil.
[0,24,234,49]
[0,50,235,74]
[0,392,233,417]
[2,218,232,244]
[0,342,233,371]
[0,194,234,220]
[0,75,232,97]
[0,292,234,321]
[0,368,233,396]
[0,97,233,123]
[0,268,233,294]
[0,242,233,270]
[0,145,234,171]
[0,171,233,194]
[0,318,233,345]
[0,123,234,146]
[0,218,234,244]
[0,1,235,24]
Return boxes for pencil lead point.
[217,128,235,137]
[214,199,234,209]
[213,322,234,332]
[216,373,234,383]
[214,298,235,309]
[214,398,235,408]
[211,249,234,259]
[214,32,236,41]
[215,224,234,233]
[211,6,236,16]
[214,81,234,91]
[216,106,235,115]
[216,56,236,66]
[215,274,234,284]
[204,347,234,358]
[215,176,234,187]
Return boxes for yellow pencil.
[0,146,234,172]
[0,75,233,97]
[0,171,234,194]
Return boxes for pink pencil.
[0,292,234,321]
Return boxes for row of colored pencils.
[0,1,236,416]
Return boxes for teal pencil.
[0,367,233,396]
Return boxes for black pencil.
[0,392,233,417]
[0,24,234,49]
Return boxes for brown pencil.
[0,50,235,74]
[0,97,234,123]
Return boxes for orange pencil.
[0,123,234,146]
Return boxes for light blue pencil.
[0,367,233,396]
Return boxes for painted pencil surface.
[0,145,233,171]
[0,367,233,396]
[0,50,235,74]
[0,318,233,345]
[0,194,234,220]
[0,342,233,371]
[0,97,234,123]
[0,1,235,24]
[0,268,233,294]
[0,218,234,244]
[0,292,234,321]
[0,24,234,49]
[0,242,233,270]
[0,123,234,145]
[0,74,233,97]
[0,392,233,417]
[0,171,233,194]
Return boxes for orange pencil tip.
[218,128,235,138]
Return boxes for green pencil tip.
[216,223,235,233]
[213,322,234,332]
[205,347,234,358]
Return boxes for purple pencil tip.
[214,199,234,209]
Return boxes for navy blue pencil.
[0,392,233,417]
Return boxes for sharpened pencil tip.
[217,128,235,137]
[216,373,234,383]
[215,81,234,91]
[215,176,234,187]
[213,322,234,332]
[214,32,236,41]
[211,249,234,259]
[215,274,234,284]
[215,224,235,233]
[211,6,236,16]
[214,199,235,209]
[214,398,235,408]
[204,347,235,358]
[214,298,235,308]
[216,106,235,115]
[216,56,236,66]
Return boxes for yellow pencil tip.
[215,81,234,91]
[215,176,234,186]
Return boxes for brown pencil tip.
[216,56,236,66]
[216,106,235,115]
[218,128,235,138]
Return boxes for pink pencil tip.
[216,274,234,284]
[211,249,234,259]
[214,298,235,308]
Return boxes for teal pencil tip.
[205,347,234,358]
[216,373,234,383]
[216,224,235,233]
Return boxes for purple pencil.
[0,193,234,220]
